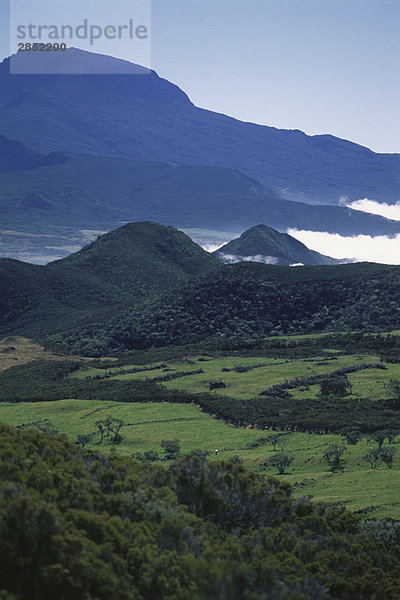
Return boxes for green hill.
[55,221,218,285]
[0,222,218,336]
[53,261,400,354]
[2,221,400,353]
[214,224,342,265]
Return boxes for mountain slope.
[57,261,400,354]
[214,224,342,265]
[0,48,399,207]
[0,222,219,336]
[1,220,400,352]
[0,134,63,173]
[55,221,218,283]
[1,147,400,238]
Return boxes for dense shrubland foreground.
[0,424,399,600]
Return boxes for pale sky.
[1,0,399,153]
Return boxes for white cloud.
[218,253,279,264]
[287,228,400,265]
[200,242,227,252]
[346,198,400,221]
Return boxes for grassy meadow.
[0,398,398,520]
[69,352,395,401]
[1,331,399,520]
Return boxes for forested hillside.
[1,221,400,353]
[0,222,218,336]
[51,261,400,355]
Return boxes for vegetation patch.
[0,400,399,519]
[1,424,400,599]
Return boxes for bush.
[160,439,181,459]
[267,454,294,475]
[320,375,352,398]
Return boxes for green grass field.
[70,353,394,401]
[1,331,399,520]
[0,399,398,520]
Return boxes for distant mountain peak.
[214,224,343,266]
[0,47,399,233]
[1,47,192,106]
[7,46,151,75]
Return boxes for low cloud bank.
[344,197,400,221]
[218,253,279,265]
[201,242,227,253]
[287,229,400,265]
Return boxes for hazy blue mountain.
[1,48,399,207]
[213,224,343,266]
[0,134,64,173]
[1,141,400,240]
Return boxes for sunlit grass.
[1,399,398,519]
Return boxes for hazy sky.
[1,0,399,153]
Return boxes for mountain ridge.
[1,48,399,207]
[1,137,399,241]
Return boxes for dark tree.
[340,427,362,445]
[76,433,93,449]
[363,448,381,469]
[368,430,388,448]
[266,433,286,451]
[323,445,346,473]
[95,420,105,444]
[268,454,294,475]
[103,416,115,438]
[110,419,125,444]
[379,447,397,469]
